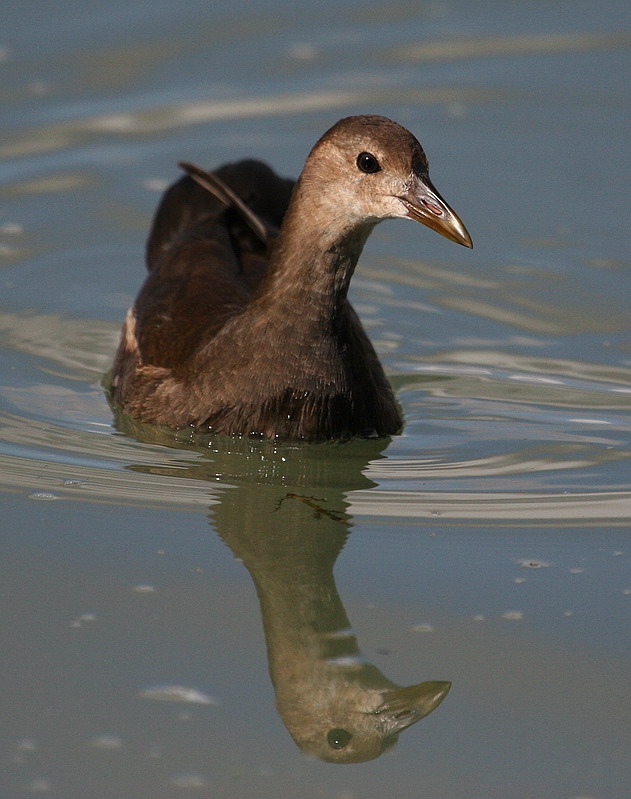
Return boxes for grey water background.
[1,0,631,797]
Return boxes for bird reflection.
[213,442,450,763]
[114,422,451,763]
[216,485,450,763]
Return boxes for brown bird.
[110,115,472,439]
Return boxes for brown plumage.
[110,115,472,440]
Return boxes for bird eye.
[356,152,381,174]
[327,728,353,750]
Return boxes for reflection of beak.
[399,175,473,248]
[374,680,452,735]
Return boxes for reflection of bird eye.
[327,728,353,750]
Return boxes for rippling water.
[2,2,631,797]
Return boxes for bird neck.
[262,178,376,325]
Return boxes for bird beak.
[374,680,451,734]
[399,175,473,248]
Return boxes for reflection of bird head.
[277,656,451,764]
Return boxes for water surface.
[1,1,631,797]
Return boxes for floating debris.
[0,222,24,235]
[139,685,217,705]
[170,771,207,789]
[142,178,170,192]
[70,613,96,629]
[412,623,435,633]
[12,738,38,764]
[88,734,123,750]
[17,739,38,752]
[26,778,51,793]
[131,584,156,593]
[287,42,318,61]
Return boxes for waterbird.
[110,115,472,439]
